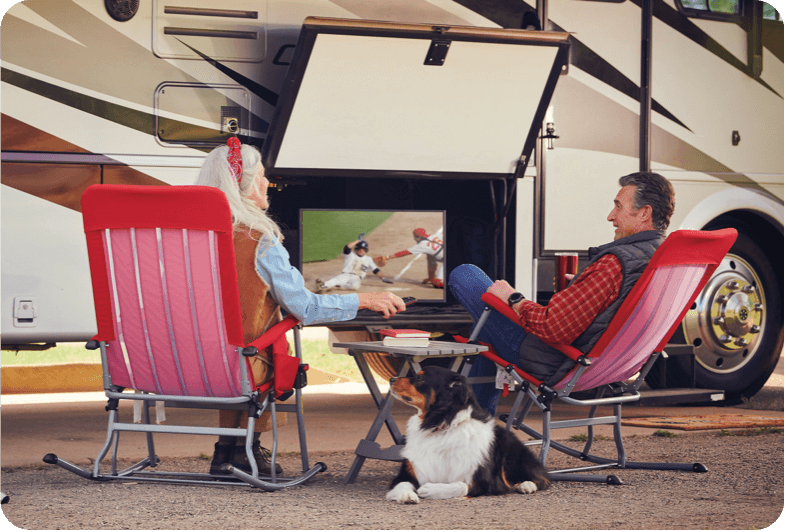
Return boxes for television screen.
[300,209,446,303]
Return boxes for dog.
[386,366,550,503]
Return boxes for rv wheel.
[645,225,782,398]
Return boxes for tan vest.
[232,227,290,431]
[233,227,282,387]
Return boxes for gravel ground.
[2,430,782,530]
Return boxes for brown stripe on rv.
[1,116,168,213]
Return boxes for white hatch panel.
[265,18,570,178]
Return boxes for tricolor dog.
[387,366,550,503]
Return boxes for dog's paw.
[386,482,420,504]
[516,481,538,494]
[398,490,420,504]
[417,482,469,500]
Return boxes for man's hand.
[486,280,516,303]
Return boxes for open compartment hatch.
[264,17,570,179]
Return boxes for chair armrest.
[549,344,591,366]
[480,292,519,323]
[478,293,590,366]
[245,314,300,352]
[243,314,304,399]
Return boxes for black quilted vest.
[517,230,664,386]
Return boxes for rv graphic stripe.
[175,39,280,109]
[0,68,262,143]
[1,68,154,136]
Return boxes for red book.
[379,329,431,338]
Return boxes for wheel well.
[703,210,783,292]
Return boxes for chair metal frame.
[43,185,326,490]
[465,229,738,484]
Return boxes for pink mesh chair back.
[82,185,247,397]
[554,229,738,391]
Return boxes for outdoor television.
[300,209,447,304]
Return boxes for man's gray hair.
[618,172,675,230]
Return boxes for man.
[384,228,445,288]
[449,172,675,414]
[317,238,389,292]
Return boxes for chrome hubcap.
[681,254,766,374]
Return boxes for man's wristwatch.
[508,292,525,307]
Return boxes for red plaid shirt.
[512,254,623,345]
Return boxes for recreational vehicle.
[1,0,782,399]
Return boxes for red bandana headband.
[227,137,243,184]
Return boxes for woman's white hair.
[195,142,282,246]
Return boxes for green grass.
[2,344,99,366]
[298,338,364,382]
[301,210,393,263]
[2,338,371,383]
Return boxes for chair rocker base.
[221,462,328,490]
[499,410,709,485]
[43,452,326,488]
[43,388,325,491]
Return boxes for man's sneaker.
[316,278,326,293]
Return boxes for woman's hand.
[357,292,406,319]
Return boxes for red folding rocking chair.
[464,229,737,484]
[43,184,326,490]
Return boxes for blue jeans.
[448,264,526,414]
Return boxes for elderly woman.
[196,138,406,476]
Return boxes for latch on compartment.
[13,297,37,328]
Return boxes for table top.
[331,340,488,357]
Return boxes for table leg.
[344,356,410,484]
[352,350,405,444]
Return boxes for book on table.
[380,329,431,347]
[379,329,430,338]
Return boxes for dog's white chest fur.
[401,407,494,485]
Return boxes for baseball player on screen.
[380,228,444,288]
[317,235,390,292]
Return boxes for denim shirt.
[254,237,359,325]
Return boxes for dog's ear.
[448,374,469,405]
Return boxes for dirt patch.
[3,432,782,530]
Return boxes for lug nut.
[753,303,763,311]
[726,281,741,290]
[751,325,761,333]
[742,285,755,293]
[734,338,749,347]
[717,294,731,303]
[713,317,725,325]
[718,334,732,343]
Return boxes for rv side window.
[763,2,782,20]
[676,0,741,19]
[677,0,781,22]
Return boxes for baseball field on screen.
[301,210,393,263]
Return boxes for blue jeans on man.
[448,264,525,415]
